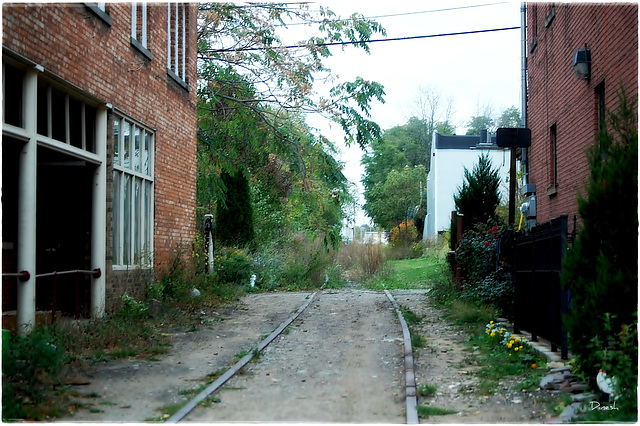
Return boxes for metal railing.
[35,268,101,321]
[2,270,31,282]
[3,268,101,321]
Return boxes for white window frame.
[167,2,188,89]
[131,3,152,60]
[112,113,154,269]
[131,3,148,48]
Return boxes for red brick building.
[2,3,198,333]
[525,3,638,224]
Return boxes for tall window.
[131,3,151,59]
[113,115,154,267]
[167,3,187,87]
[548,123,558,194]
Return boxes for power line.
[204,26,520,53]
[283,2,510,26]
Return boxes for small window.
[131,3,152,60]
[2,63,25,128]
[36,78,98,153]
[548,123,558,196]
[85,3,112,26]
[167,3,189,89]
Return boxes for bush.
[215,246,252,285]
[389,219,418,245]
[2,328,66,421]
[561,88,637,419]
[455,224,513,313]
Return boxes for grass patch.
[400,306,422,327]
[417,404,458,417]
[110,347,136,359]
[411,334,426,349]
[417,383,438,397]
[444,300,497,327]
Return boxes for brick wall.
[3,3,198,308]
[526,3,638,224]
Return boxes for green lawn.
[362,255,446,290]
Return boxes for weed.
[110,347,136,359]
[411,334,426,349]
[400,306,422,327]
[417,383,437,397]
[444,301,497,327]
[417,404,458,417]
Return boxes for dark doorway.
[36,146,93,317]
[2,138,22,312]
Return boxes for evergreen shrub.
[561,88,638,419]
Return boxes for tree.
[362,119,429,230]
[453,153,501,228]
[365,165,426,235]
[496,106,521,128]
[197,3,386,150]
[413,85,455,170]
[466,115,495,135]
[196,3,384,250]
[215,169,256,248]
[561,89,637,416]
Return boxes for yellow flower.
[519,346,523,351]
[514,347,519,351]
[515,337,520,342]
[490,332,495,337]
[508,353,512,356]
[490,321,494,324]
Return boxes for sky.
[286,1,525,225]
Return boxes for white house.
[424,132,511,240]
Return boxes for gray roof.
[434,133,498,150]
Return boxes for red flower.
[484,241,490,246]
[493,226,498,231]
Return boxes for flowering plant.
[485,320,535,360]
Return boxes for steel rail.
[384,290,420,424]
[166,292,317,423]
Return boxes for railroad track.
[166,289,419,424]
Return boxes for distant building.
[425,132,511,240]
[3,3,198,333]
[525,3,638,224]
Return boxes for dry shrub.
[337,242,385,278]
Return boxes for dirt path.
[62,288,557,423]
[62,292,313,422]
[184,289,405,422]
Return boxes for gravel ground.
[61,288,558,423]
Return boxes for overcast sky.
[289,1,524,225]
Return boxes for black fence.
[512,214,573,359]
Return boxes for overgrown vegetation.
[454,224,513,314]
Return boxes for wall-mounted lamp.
[573,45,591,80]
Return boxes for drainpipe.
[17,67,39,335]
[521,2,529,184]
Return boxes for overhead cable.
[204,26,520,53]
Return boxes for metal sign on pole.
[496,128,531,227]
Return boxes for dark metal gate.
[512,214,572,359]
